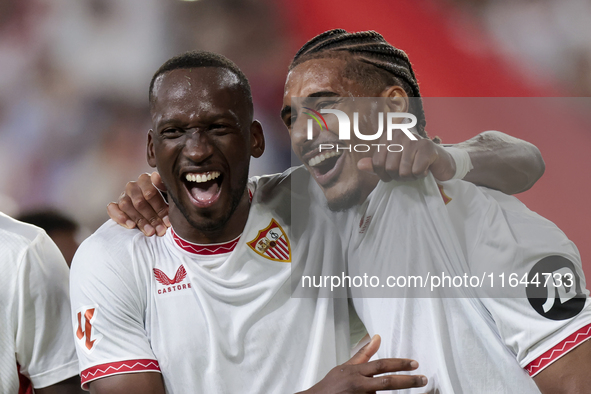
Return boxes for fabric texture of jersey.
[0,212,78,393]
[70,168,352,393]
[346,175,591,393]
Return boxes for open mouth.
[183,170,223,208]
[306,150,345,186]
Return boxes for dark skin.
[106,57,544,231]
[147,67,264,244]
[96,66,427,394]
[35,376,84,394]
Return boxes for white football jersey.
[346,175,591,393]
[0,212,78,393]
[70,168,353,393]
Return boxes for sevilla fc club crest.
[247,219,291,262]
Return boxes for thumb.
[357,158,376,174]
[345,335,381,365]
[151,172,167,192]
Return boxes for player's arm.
[532,339,591,394]
[35,376,83,394]
[15,233,81,392]
[70,232,162,392]
[88,372,165,394]
[358,130,545,195]
[297,335,427,393]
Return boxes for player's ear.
[147,130,157,168]
[250,120,265,158]
[380,85,409,113]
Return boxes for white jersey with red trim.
[346,175,591,393]
[70,168,352,393]
[0,212,78,393]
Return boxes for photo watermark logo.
[305,108,418,153]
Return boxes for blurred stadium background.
[1,0,590,273]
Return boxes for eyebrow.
[281,91,340,120]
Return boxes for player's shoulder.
[249,166,312,202]
[0,212,54,267]
[0,211,47,246]
[72,220,151,275]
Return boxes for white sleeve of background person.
[70,226,158,389]
[441,180,591,377]
[0,212,78,393]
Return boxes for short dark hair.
[149,51,253,114]
[17,209,78,234]
[290,29,428,138]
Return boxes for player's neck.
[168,193,250,245]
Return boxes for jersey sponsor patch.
[153,265,192,295]
[526,255,586,320]
[247,219,291,262]
[75,305,103,353]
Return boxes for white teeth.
[185,171,221,183]
[308,150,342,167]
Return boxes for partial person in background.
[0,211,82,394]
[18,209,80,267]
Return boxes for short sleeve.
[14,232,78,388]
[70,231,160,389]
[470,189,591,377]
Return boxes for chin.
[325,187,362,212]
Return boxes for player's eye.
[208,124,232,135]
[161,128,183,138]
[316,99,337,109]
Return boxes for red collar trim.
[171,228,240,255]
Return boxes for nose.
[183,129,214,163]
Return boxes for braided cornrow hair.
[290,29,429,138]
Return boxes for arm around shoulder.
[455,130,545,194]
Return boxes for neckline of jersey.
[170,227,241,255]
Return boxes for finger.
[371,145,392,182]
[150,171,167,192]
[107,202,136,229]
[385,129,416,181]
[357,357,419,376]
[357,157,375,174]
[410,142,438,178]
[345,335,381,365]
[396,142,419,180]
[126,176,167,236]
[383,144,405,180]
[117,194,156,236]
[363,374,428,391]
[138,173,169,225]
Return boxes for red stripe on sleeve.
[80,359,160,389]
[526,323,591,377]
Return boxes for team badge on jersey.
[153,265,192,295]
[247,219,291,262]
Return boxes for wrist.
[443,146,474,180]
